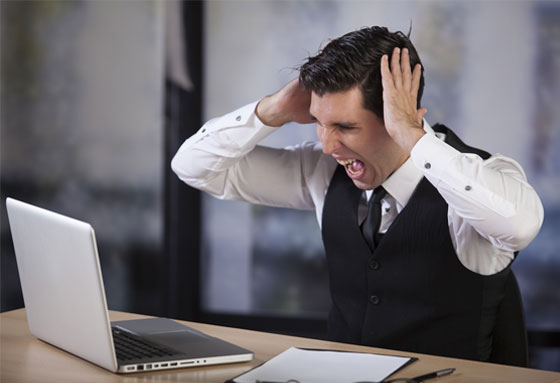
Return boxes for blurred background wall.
[1,0,558,372]
[1,0,165,314]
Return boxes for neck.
[381,148,409,185]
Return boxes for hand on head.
[380,47,427,152]
[256,78,313,127]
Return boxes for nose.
[319,126,342,155]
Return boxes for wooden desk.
[1,309,558,383]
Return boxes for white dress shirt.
[172,101,544,276]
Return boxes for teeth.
[337,158,363,176]
[337,159,357,166]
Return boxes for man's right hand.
[255,78,313,127]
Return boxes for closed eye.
[334,122,358,131]
[309,113,357,131]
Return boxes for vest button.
[369,260,380,270]
[369,295,380,305]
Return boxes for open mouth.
[337,158,365,177]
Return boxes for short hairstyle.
[299,26,424,120]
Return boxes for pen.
[255,369,456,383]
[412,367,455,382]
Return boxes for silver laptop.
[6,198,253,373]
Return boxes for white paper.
[233,347,414,383]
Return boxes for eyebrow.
[309,113,357,129]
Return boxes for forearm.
[411,134,544,251]
[171,101,274,192]
[171,101,318,210]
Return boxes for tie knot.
[371,186,387,204]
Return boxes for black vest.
[321,125,510,361]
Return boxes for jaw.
[351,178,374,190]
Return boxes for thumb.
[417,107,428,123]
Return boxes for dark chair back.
[489,272,529,367]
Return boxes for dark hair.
[299,26,424,119]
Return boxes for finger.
[410,63,422,100]
[390,47,402,88]
[401,48,412,92]
[380,54,394,91]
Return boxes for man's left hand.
[380,47,427,153]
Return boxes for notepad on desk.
[227,347,416,383]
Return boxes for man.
[171,27,543,361]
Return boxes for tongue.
[349,160,364,173]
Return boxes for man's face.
[310,87,408,190]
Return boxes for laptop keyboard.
[112,327,180,361]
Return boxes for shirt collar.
[381,120,435,208]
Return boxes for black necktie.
[361,186,387,251]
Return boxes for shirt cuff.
[410,132,461,183]
[196,100,278,153]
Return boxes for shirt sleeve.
[410,133,544,256]
[171,101,322,211]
